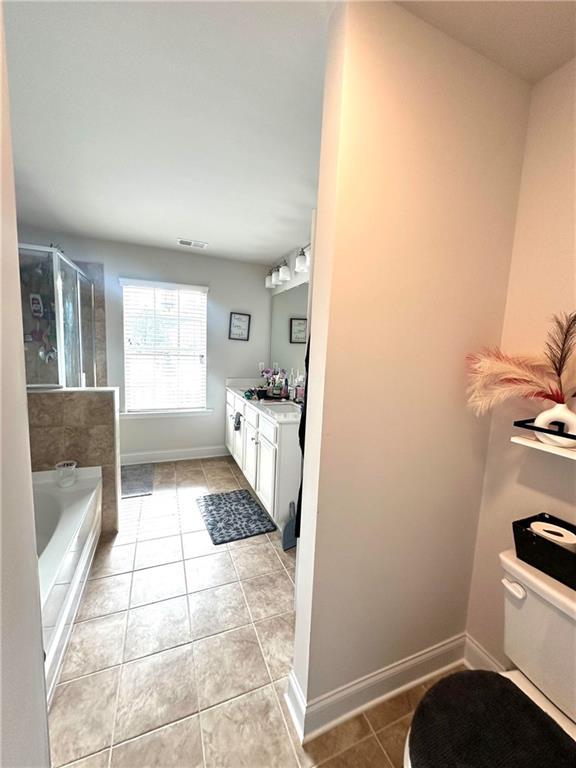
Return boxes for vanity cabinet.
[243,421,259,488]
[225,387,301,527]
[255,435,276,513]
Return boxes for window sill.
[121,408,214,419]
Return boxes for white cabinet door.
[225,404,235,454]
[256,435,276,515]
[243,422,258,488]
[232,414,244,466]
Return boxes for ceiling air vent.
[177,238,208,249]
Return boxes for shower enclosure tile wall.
[27,389,120,531]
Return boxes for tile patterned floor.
[48,457,460,768]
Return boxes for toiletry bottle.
[282,377,289,399]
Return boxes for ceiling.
[4,2,330,264]
[5,3,575,265]
[399,1,576,83]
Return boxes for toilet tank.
[500,549,576,722]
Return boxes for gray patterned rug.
[121,463,154,498]
[197,489,277,545]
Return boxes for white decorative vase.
[533,403,576,449]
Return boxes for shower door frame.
[20,243,97,389]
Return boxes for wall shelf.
[510,436,576,461]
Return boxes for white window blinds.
[121,279,208,412]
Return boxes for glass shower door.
[79,274,96,387]
[19,247,60,387]
[59,257,82,387]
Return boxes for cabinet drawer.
[244,404,259,428]
[226,390,235,407]
[258,416,277,445]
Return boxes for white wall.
[271,282,308,373]
[17,225,271,463]
[291,1,531,734]
[467,59,576,666]
[1,11,50,764]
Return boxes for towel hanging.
[234,412,242,431]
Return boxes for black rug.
[121,463,154,498]
[409,670,576,768]
[197,489,277,545]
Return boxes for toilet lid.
[409,670,576,768]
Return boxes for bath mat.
[409,670,576,768]
[121,463,154,497]
[197,489,277,545]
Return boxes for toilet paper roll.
[530,521,576,552]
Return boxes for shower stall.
[19,244,96,388]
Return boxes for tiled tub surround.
[28,388,120,531]
[48,458,462,768]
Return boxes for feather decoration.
[466,348,561,415]
[545,312,576,385]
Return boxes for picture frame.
[290,317,307,344]
[229,312,251,341]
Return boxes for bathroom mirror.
[270,282,309,373]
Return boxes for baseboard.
[287,633,467,741]
[464,633,505,672]
[121,445,229,465]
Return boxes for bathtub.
[33,467,102,702]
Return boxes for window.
[121,278,208,412]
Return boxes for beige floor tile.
[185,551,237,592]
[321,737,393,768]
[230,542,283,579]
[77,573,132,622]
[137,516,181,541]
[177,479,211,496]
[183,530,227,559]
[207,477,241,493]
[124,595,190,661]
[176,458,204,474]
[49,667,119,767]
[153,461,176,481]
[188,582,251,640]
[200,685,297,768]
[130,561,186,608]
[375,715,412,768]
[66,750,111,768]
[227,533,270,549]
[271,539,297,569]
[134,535,182,570]
[286,566,296,583]
[194,625,269,709]
[254,612,295,680]
[140,491,178,517]
[111,714,203,768]
[179,505,207,533]
[274,678,373,768]
[89,543,135,580]
[364,686,424,732]
[114,644,198,743]
[60,612,126,682]
[241,571,294,621]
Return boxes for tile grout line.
[106,533,137,768]
[229,542,301,768]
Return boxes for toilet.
[404,549,576,767]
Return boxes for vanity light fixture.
[265,274,273,288]
[271,269,281,286]
[295,248,308,273]
[278,263,291,282]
